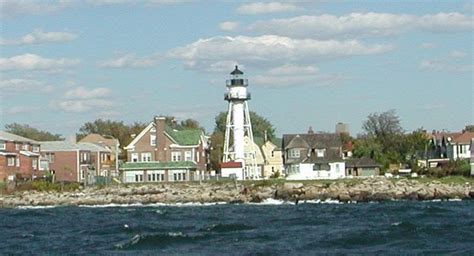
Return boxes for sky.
[0,0,473,138]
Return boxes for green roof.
[119,161,197,170]
[164,126,202,146]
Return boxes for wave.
[115,232,209,250]
[200,223,255,233]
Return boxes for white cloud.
[419,42,436,49]
[249,12,473,39]
[449,50,467,59]
[0,30,78,45]
[87,0,192,6]
[64,86,111,99]
[99,53,159,68]
[419,60,473,72]
[219,21,239,31]
[169,35,393,71]
[0,53,79,71]
[55,86,114,113]
[5,106,40,115]
[250,64,344,88]
[237,2,299,15]
[0,78,53,93]
[0,0,73,18]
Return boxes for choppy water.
[1,200,473,255]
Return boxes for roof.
[119,161,197,170]
[283,133,342,149]
[452,132,474,144]
[40,141,79,151]
[164,126,202,146]
[79,133,119,147]
[254,136,282,149]
[220,161,242,168]
[345,157,381,168]
[0,130,38,144]
[77,142,111,152]
[230,65,243,75]
[20,151,40,157]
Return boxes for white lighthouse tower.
[222,66,259,180]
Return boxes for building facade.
[121,116,209,183]
[282,130,345,180]
[0,131,41,181]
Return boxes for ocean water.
[1,200,473,255]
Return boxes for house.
[0,131,41,181]
[78,133,120,176]
[450,131,474,160]
[345,156,381,177]
[471,138,474,176]
[282,129,345,180]
[40,141,111,183]
[426,130,474,168]
[121,116,209,183]
[254,135,283,178]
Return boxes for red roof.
[452,132,474,144]
[219,162,242,168]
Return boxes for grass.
[0,182,5,192]
[414,175,473,185]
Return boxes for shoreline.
[1,177,473,208]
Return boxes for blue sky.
[0,0,472,138]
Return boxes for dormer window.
[0,140,5,150]
[288,149,300,158]
[316,149,325,158]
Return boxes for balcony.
[224,92,251,101]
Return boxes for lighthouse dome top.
[230,65,244,75]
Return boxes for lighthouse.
[221,66,259,180]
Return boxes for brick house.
[282,129,345,180]
[0,131,41,181]
[40,141,111,183]
[79,133,120,176]
[121,116,209,183]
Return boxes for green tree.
[362,109,403,154]
[5,123,64,141]
[76,119,147,159]
[465,125,474,132]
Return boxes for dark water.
[1,200,473,255]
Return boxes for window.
[150,135,156,146]
[290,165,299,174]
[45,153,55,163]
[32,159,38,169]
[32,145,40,152]
[271,151,274,157]
[316,149,325,158]
[22,144,29,150]
[288,149,300,158]
[16,157,20,167]
[131,153,139,162]
[80,169,85,180]
[171,152,181,162]
[0,141,6,150]
[185,151,192,161]
[7,157,15,166]
[135,174,143,182]
[141,152,152,162]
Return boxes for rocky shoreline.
[1,177,473,208]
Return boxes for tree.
[465,125,474,132]
[361,109,403,154]
[5,123,64,141]
[76,119,147,159]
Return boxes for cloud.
[448,50,467,59]
[169,35,393,71]
[419,42,436,49]
[237,2,299,15]
[55,86,114,113]
[250,64,345,88]
[98,53,160,68]
[419,50,472,72]
[0,30,78,45]
[87,0,192,6]
[64,86,111,99]
[0,0,73,18]
[0,53,79,71]
[5,106,40,115]
[249,12,473,39]
[0,78,53,93]
[219,21,239,31]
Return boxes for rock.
[283,183,303,191]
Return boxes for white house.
[283,129,345,180]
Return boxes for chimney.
[264,130,268,142]
[154,116,167,161]
[308,126,314,134]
